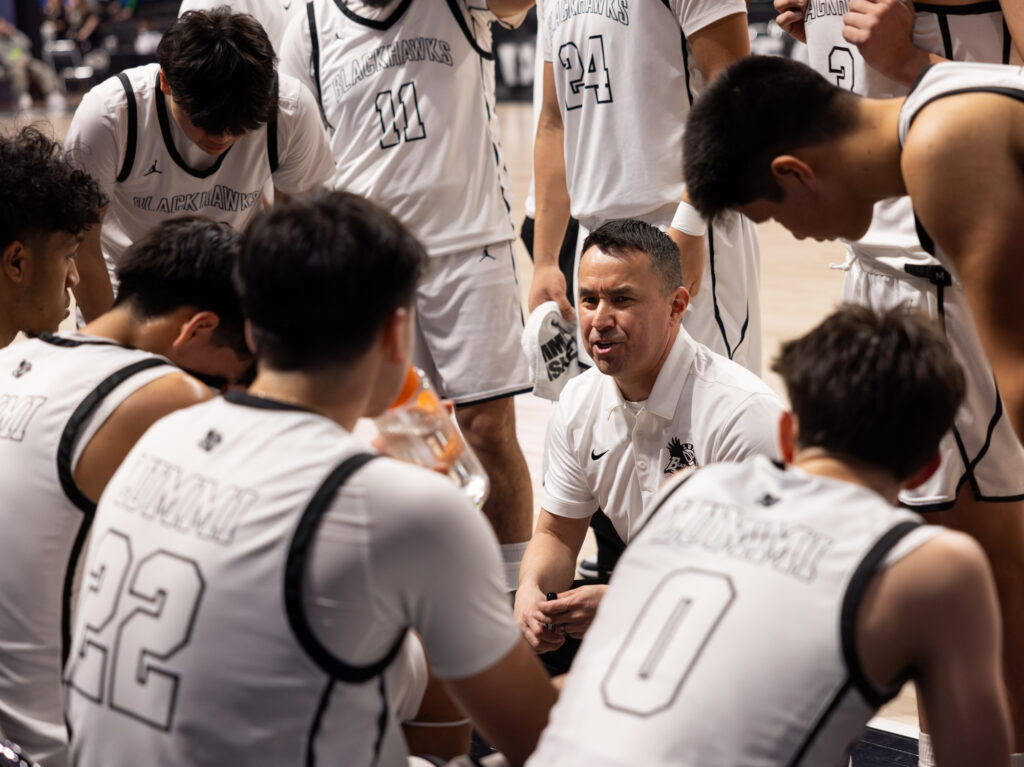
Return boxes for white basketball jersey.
[65,392,518,767]
[539,0,744,226]
[178,0,303,52]
[279,0,515,256]
[528,456,931,767]
[0,334,173,767]
[804,1,1010,275]
[65,63,332,272]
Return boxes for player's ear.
[770,155,816,192]
[172,310,220,350]
[158,69,172,96]
[778,411,797,463]
[243,320,258,356]
[903,451,942,490]
[2,240,28,284]
[379,306,412,365]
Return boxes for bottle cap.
[388,365,421,409]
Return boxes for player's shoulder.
[354,456,477,519]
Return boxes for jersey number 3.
[559,35,613,111]
[602,569,734,716]
[65,530,206,731]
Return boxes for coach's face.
[578,246,686,401]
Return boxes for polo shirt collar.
[602,327,697,420]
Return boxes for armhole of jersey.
[267,74,280,174]
[444,0,494,61]
[57,356,172,666]
[839,519,922,708]
[913,213,937,256]
[306,2,335,132]
[628,466,701,540]
[116,72,138,182]
[284,453,409,682]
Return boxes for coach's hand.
[535,585,608,640]
[774,0,808,43]
[529,264,575,323]
[515,585,567,653]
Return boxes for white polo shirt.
[541,328,783,543]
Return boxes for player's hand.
[667,228,705,299]
[514,585,567,654]
[535,585,608,639]
[843,0,926,86]
[529,264,575,323]
[774,0,808,43]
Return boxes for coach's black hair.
[238,190,426,370]
[580,218,682,295]
[157,7,277,136]
[684,56,858,220]
[0,126,105,248]
[113,216,247,356]
[772,305,965,481]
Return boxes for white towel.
[521,301,585,401]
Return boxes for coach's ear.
[770,155,816,193]
[903,452,942,490]
[778,410,797,463]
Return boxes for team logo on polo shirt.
[664,437,696,474]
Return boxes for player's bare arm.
[72,372,212,502]
[514,510,589,652]
[530,61,574,322]
[72,216,114,322]
[858,531,1011,766]
[901,93,1024,438]
[485,0,535,23]
[843,0,1022,87]
[668,11,750,298]
[775,0,808,43]
[1005,0,1024,58]
[444,639,557,767]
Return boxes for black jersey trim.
[628,467,702,541]
[1003,19,1012,64]
[285,453,410,683]
[915,1,1001,13]
[267,74,280,174]
[155,71,233,179]
[224,389,318,415]
[57,357,173,665]
[39,331,126,350]
[333,0,413,30]
[706,222,751,361]
[115,72,138,182]
[306,2,335,132]
[840,520,921,708]
[372,673,390,764]
[908,63,934,96]
[907,87,1024,133]
[444,0,494,60]
[306,679,335,767]
[453,385,533,407]
[786,679,856,767]
[936,13,954,58]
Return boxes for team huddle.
[0,0,1023,765]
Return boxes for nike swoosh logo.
[591,449,609,460]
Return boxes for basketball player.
[64,7,333,321]
[528,305,1012,767]
[178,0,301,51]
[515,220,782,669]
[278,0,537,589]
[0,127,104,347]
[0,217,249,767]
[530,0,762,374]
[686,57,1024,762]
[775,2,1024,758]
[64,191,556,767]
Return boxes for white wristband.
[670,200,707,237]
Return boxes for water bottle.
[373,366,490,509]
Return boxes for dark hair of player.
[580,218,683,296]
[683,56,858,221]
[113,216,248,357]
[772,305,965,481]
[157,7,277,136]
[237,190,426,371]
[0,126,106,249]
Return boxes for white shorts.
[575,206,763,375]
[414,241,532,404]
[843,257,1024,509]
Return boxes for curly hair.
[157,7,277,136]
[0,126,106,247]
